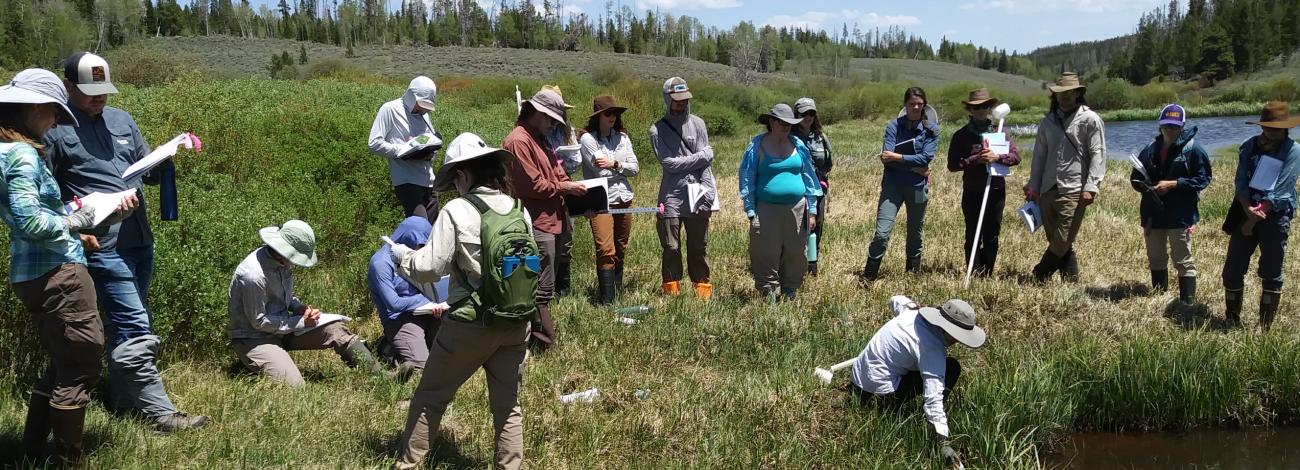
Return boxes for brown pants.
[590,202,633,270]
[748,200,809,293]
[13,263,105,410]
[232,322,358,388]
[657,214,711,283]
[1041,187,1088,257]
[397,318,530,470]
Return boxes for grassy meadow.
[1,71,1299,469]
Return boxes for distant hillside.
[127,35,779,84]
[1026,35,1136,78]
[838,58,1047,96]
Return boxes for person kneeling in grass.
[227,219,383,387]
[849,296,985,469]
[369,216,446,381]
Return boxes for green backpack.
[453,194,540,322]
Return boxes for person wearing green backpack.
[390,132,538,470]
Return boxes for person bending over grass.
[227,219,383,387]
[849,295,986,469]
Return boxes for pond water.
[1012,115,1259,160]
[1042,427,1300,469]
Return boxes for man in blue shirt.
[44,52,208,431]
[1221,101,1300,331]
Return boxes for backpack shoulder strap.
[464,193,490,214]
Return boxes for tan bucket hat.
[1048,72,1086,93]
[919,299,987,348]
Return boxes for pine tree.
[1198,23,1234,85]
[298,43,307,64]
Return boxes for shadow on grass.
[1084,281,1152,302]
[0,425,111,470]
[1163,301,1234,332]
[366,429,483,468]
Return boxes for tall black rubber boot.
[596,268,617,305]
[1151,270,1169,293]
[1059,249,1080,283]
[1177,276,1196,304]
[1224,287,1244,328]
[1260,289,1281,332]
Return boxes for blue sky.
[253,0,1170,53]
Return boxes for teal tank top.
[757,149,805,205]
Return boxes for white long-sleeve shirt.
[850,298,953,437]
[578,130,640,205]
[367,96,436,187]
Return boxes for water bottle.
[805,233,818,262]
[159,162,178,221]
[615,305,652,316]
[633,389,650,400]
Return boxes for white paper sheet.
[66,189,137,227]
[1249,156,1283,192]
[122,133,197,181]
[687,182,719,213]
[1127,153,1151,183]
[293,313,351,335]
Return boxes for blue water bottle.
[806,233,818,262]
[159,162,178,221]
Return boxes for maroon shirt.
[503,125,570,234]
[946,121,1022,192]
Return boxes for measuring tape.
[604,206,662,215]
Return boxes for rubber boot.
[614,261,624,287]
[694,282,713,301]
[905,257,921,274]
[1059,250,1080,283]
[338,339,383,376]
[50,407,86,469]
[860,258,882,284]
[529,303,557,352]
[780,287,797,301]
[662,281,681,296]
[808,261,819,277]
[596,269,617,305]
[1032,250,1060,283]
[555,262,571,297]
[1224,287,1244,328]
[1260,289,1281,332]
[395,361,422,384]
[1178,276,1196,304]
[22,394,52,465]
[1151,270,1169,293]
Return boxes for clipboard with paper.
[380,236,451,314]
[981,132,1013,176]
[1249,155,1283,192]
[122,132,201,181]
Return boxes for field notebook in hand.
[566,177,610,215]
[65,189,138,227]
[294,313,351,336]
[122,132,200,181]
[1249,155,1283,192]
[413,275,451,315]
[400,133,443,160]
[892,138,917,156]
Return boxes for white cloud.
[635,0,742,11]
[960,0,1165,14]
[762,10,920,31]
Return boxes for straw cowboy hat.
[1048,72,1086,94]
[587,95,628,120]
[1247,101,1300,129]
[919,299,987,348]
[963,88,1000,107]
[260,220,319,268]
[432,132,513,192]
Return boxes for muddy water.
[1043,428,1300,469]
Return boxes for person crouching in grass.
[1129,104,1211,303]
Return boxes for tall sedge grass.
[0,75,1296,468]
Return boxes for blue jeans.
[868,181,929,261]
[1222,213,1291,292]
[86,245,177,418]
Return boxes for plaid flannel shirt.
[1,142,85,283]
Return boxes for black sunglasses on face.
[968,103,994,110]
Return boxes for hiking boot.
[860,258,882,284]
[1224,288,1244,328]
[153,412,210,433]
[780,287,797,301]
[22,394,52,464]
[1260,289,1281,332]
[596,268,617,305]
[1151,270,1169,293]
[808,261,819,277]
[555,262,572,297]
[662,281,681,296]
[1178,276,1196,304]
[694,282,713,301]
[339,339,383,376]
[1059,250,1080,283]
[50,407,86,469]
[1032,250,1060,283]
[905,257,921,273]
[395,361,422,384]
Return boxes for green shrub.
[1088,78,1138,110]
[104,47,201,87]
[589,62,638,87]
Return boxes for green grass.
[1,74,1299,468]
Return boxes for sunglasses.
[968,103,994,110]
[601,109,620,117]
